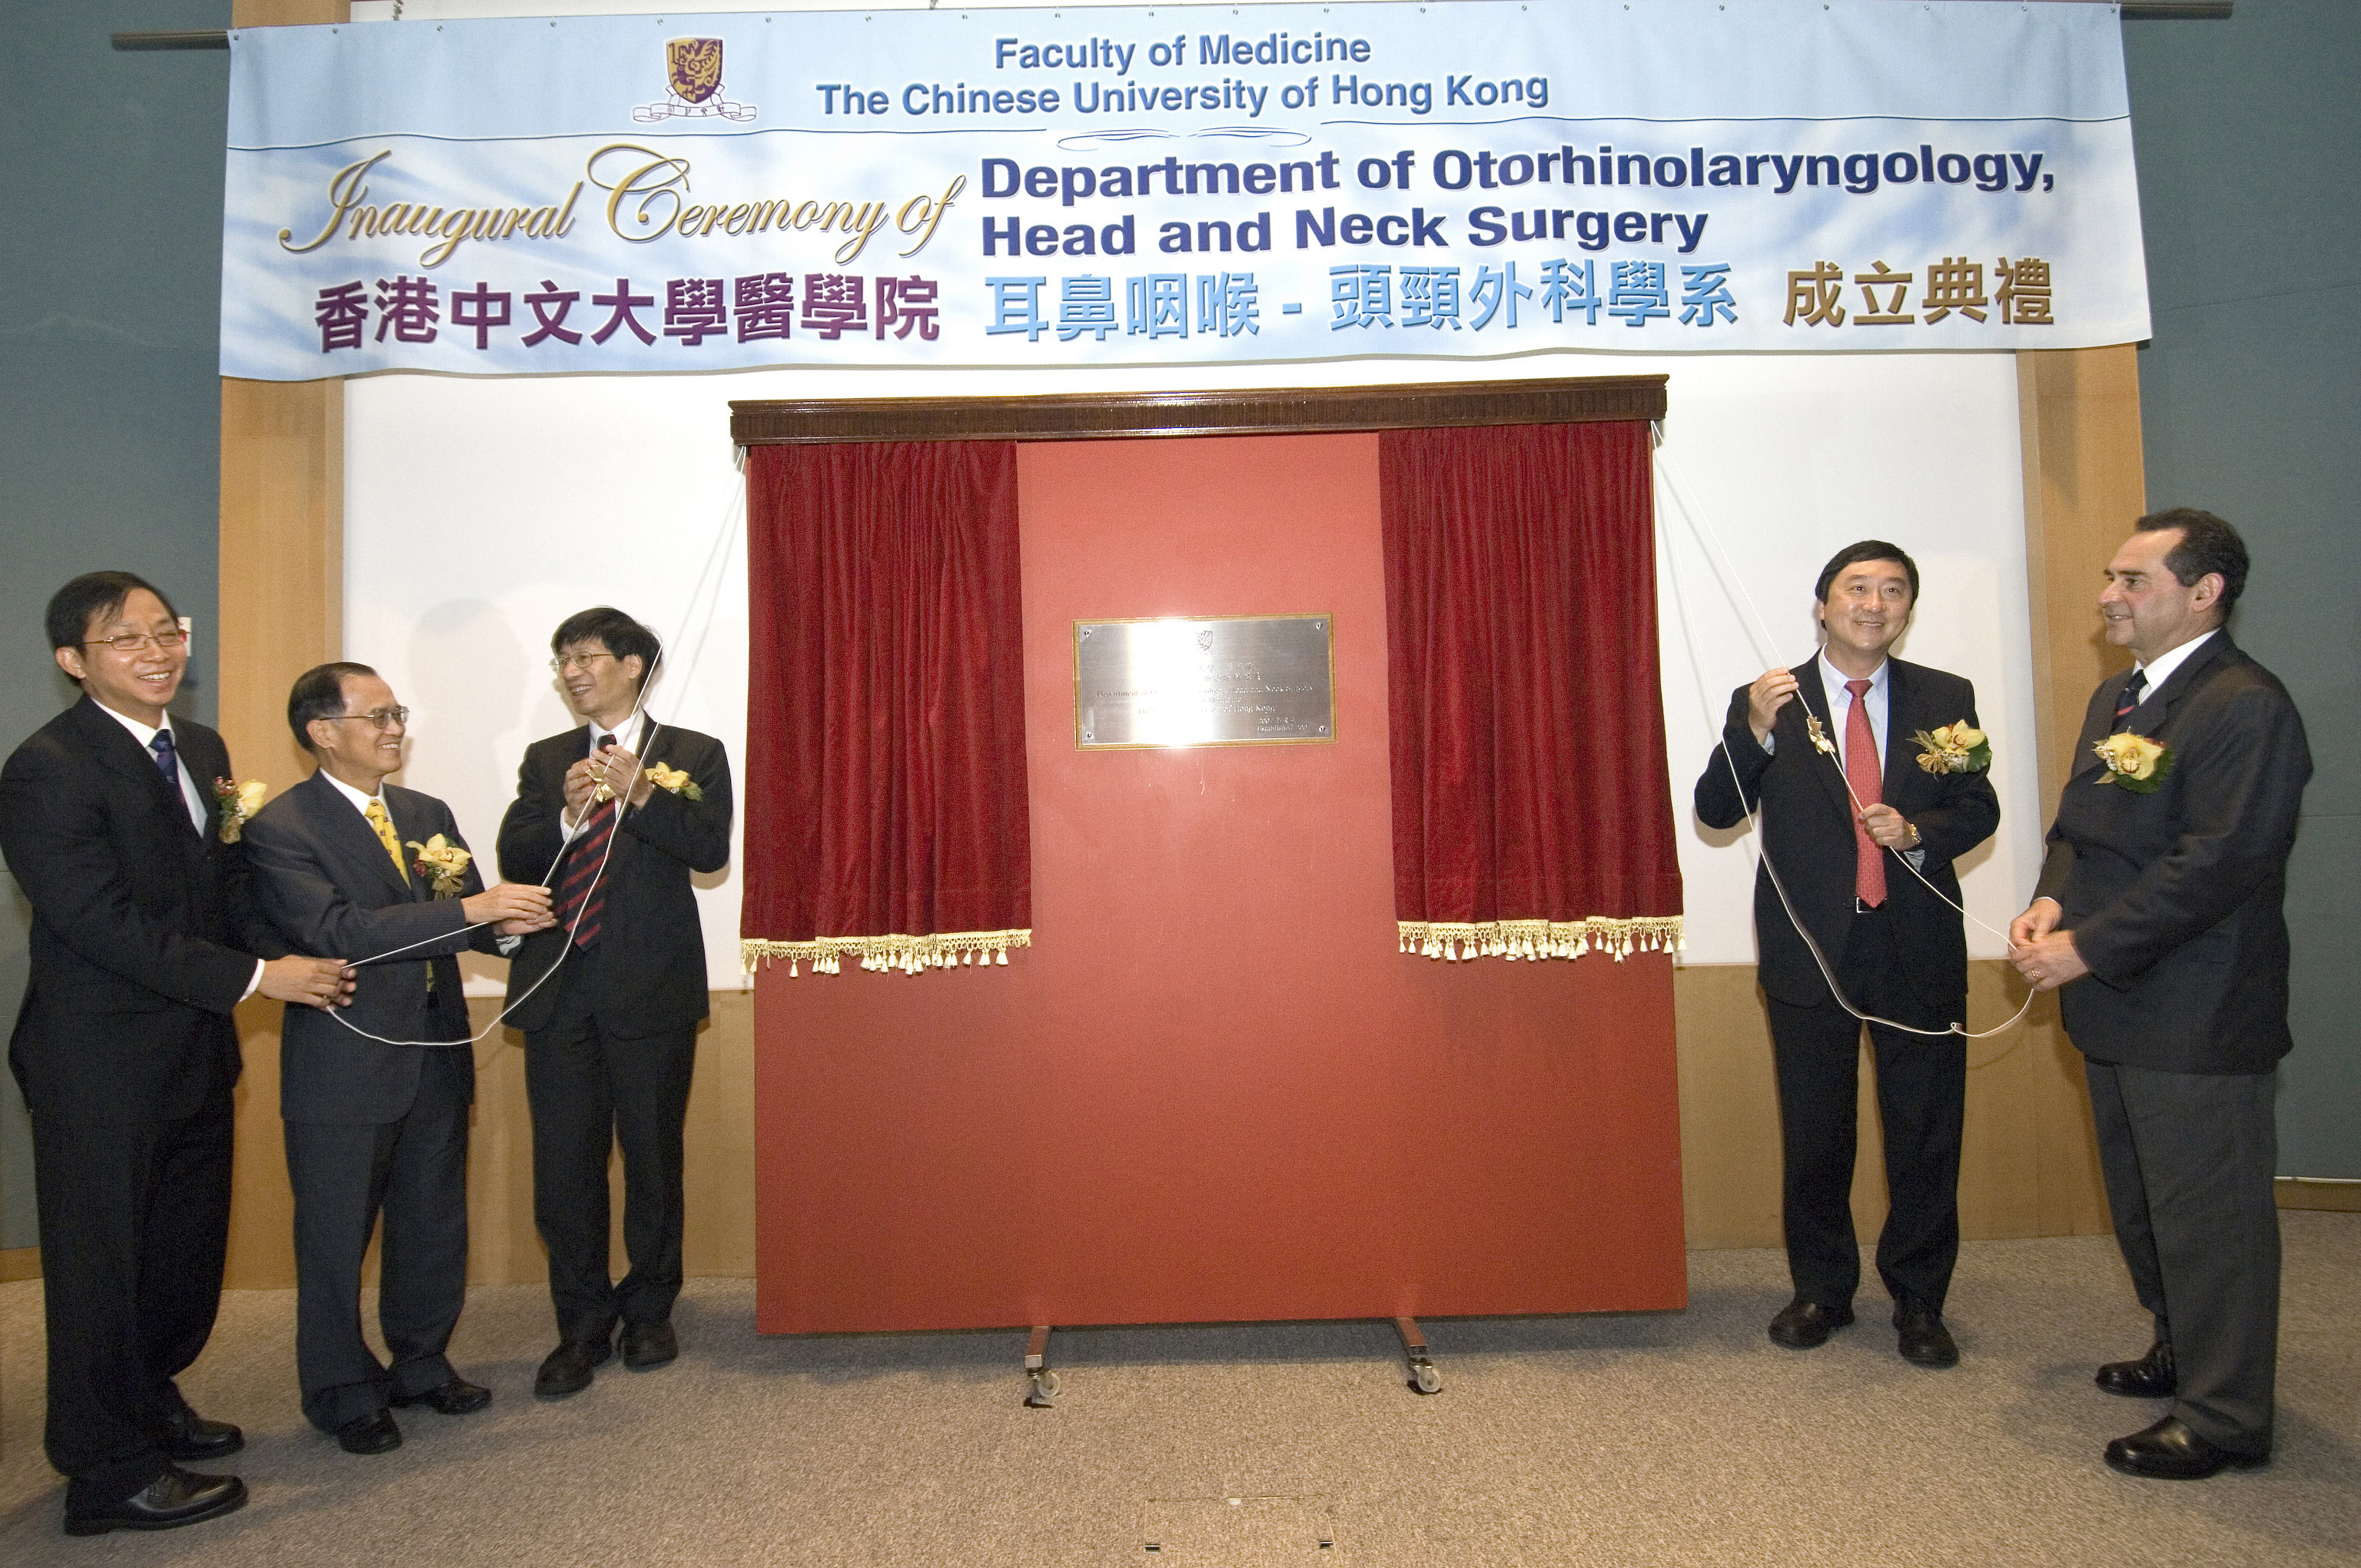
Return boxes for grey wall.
[2124,0,2359,1178]
[0,1,231,1247]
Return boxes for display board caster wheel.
[1395,1316,1442,1394]
[1024,1325,1058,1407]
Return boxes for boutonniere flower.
[1912,721,1992,776]
[213,777,267,842]
[644,761,703,802]
[1803,713,1837,756]
[2092,732,2172,794]
[407,833,472,897]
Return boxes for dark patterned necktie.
[149,729,178,788]
[2113,669,2147,733]
[553,733,619,948]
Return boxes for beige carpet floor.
[3,1217,2354,1565]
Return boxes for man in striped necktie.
[497,608,733,1398]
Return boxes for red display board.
[754,433,1684,1334]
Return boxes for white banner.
[223,1,2148,378]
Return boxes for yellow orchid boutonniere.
[2092,732,2172,794]
[407,834,473,897]
[213,778,268,843]
[644,761,703,802]
[1912,721,1992,776]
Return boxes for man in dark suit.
[2011,510,2310,1480]
[497,607,732,1397]
[1,572,350,1536]
[243,662,552,1455]
[1696,541,2001,1367]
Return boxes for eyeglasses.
[550,652,615,674]
[85,631,189,654]
[324,707,410,729]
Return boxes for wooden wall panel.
[1675,961,2110,1251]
[231,1,347,28]
[2017,346,2146,797]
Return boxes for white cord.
[1653,441,2033,1042]
[321,700,658,1048]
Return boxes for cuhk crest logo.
[634,36,756,122]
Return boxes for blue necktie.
[2112,669,2147,733]
[149,729,179,788]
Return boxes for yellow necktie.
[364,799,410,885]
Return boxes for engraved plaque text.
[1074,615,1334,749]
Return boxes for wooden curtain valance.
[729,374,1666,447]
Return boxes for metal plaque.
[1074,614,1335,749]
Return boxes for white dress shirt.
[2126,628,2218,716]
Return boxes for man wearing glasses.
[1,573,350,1535]
[241,663,552,1456]
[497,608,732,1397]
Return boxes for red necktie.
[1845,679,1886,908]
[553,733,618,948]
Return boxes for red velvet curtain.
[741,440,1031,972]
[1382,421,1682,958]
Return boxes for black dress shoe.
[64,1467,247,1536]
[2097,1340,2176,1397]
[621,1320,679,1370]
[534,1334,614,1397]
[159,1406,245,1461]
[1894,1302,1960,1367]
[393,1377,492,1415]
[1767,1297,1854,1349]
[336,1408,403,1455]
[2104,1416,2268,1480]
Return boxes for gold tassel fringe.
[742,929,1031,978]
[1396,916,1685,965]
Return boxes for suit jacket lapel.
[382,790,440,904]
[2140,633,2233,733]
[306,772,414,902]
[1882,660,1916,787]
[2067,669,2138,785]
[70,697,201,842]
[1789,660,1854,820]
